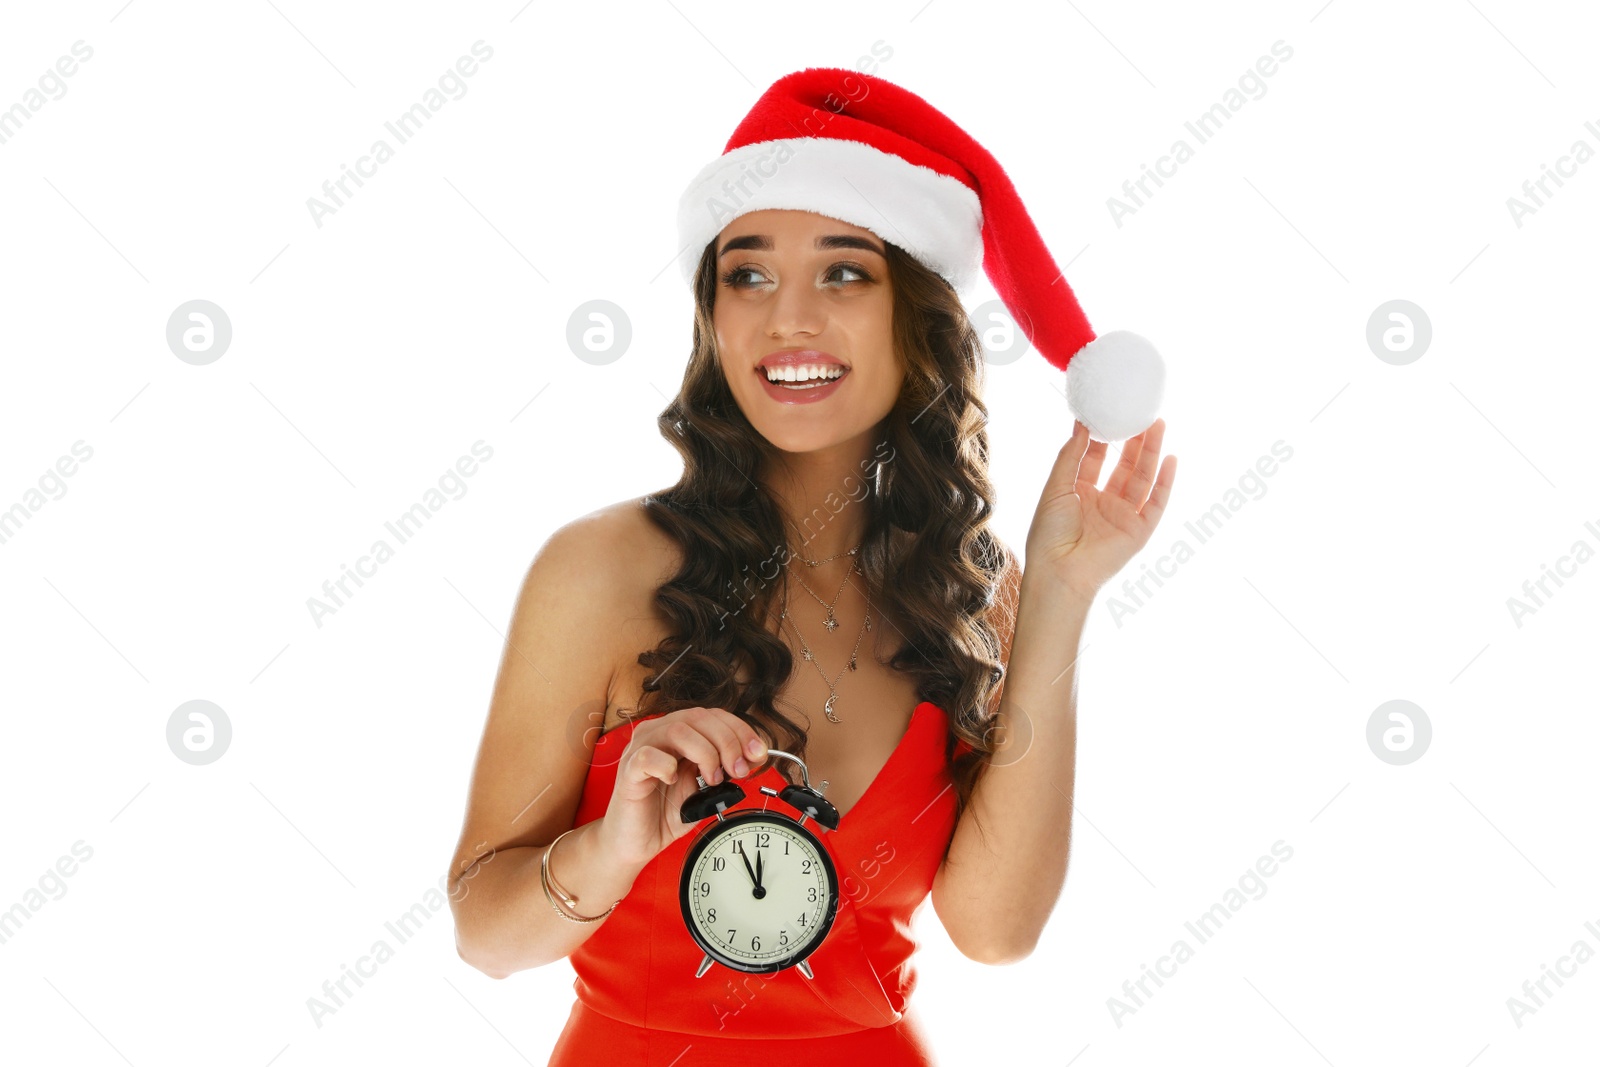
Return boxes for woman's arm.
[447,510,649,978]
[452,820,647,979]
[932,420,1174,964]
[930,569,1087,964]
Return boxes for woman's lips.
[755,366,849,405]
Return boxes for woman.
[447,68,1176,1065]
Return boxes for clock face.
[680,810,839,973]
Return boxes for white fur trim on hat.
[676,137,983,290]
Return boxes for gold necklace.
[779,565,871,724]
[786,545,859,632]
[785,522,861,569]
[793,544,858,567]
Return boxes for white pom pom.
[1064,330,1166,442]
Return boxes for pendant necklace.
[788,544,858,632]
[779,554,870,724]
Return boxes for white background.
[2,1,1596,1064]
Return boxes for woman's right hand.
[595,706,769,870]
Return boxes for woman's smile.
[755,367,850,403]
[755,347,853,403]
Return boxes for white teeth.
[765,364,845,383]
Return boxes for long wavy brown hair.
[631,237,1015,840]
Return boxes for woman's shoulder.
[521,495,684,654]
[555,494,684,589]
[546,496,686,725]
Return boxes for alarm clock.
[678,748,842,980]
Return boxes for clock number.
[801,859,811,873]
[780,930,788,946]
[751,935,761,951]
[808,887,817,902]
[756,832,770,848]
[707,908,716,923]
[783,840,790,855]
[700,882,710,896]
[713,857,726,871]
[798,912,807,927]
[728,928,736,943]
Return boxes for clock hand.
[755,849,763,890]
[734,840,758,887]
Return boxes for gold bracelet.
[540,826,620,924]
[543,827,583,905]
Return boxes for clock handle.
[764,748,816,789]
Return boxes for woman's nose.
[763,281,825,340]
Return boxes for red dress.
[547,700,965,1066]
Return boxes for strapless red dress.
[546,700,967,1066]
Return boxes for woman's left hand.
[1024,418,1177,603]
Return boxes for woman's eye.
[722,263,871,288]
[721,267,766,288]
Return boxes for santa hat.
[675,66,1164,443]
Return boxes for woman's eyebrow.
[718,234,886,256]
[816,234,885,256]
[719,234,772,255]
